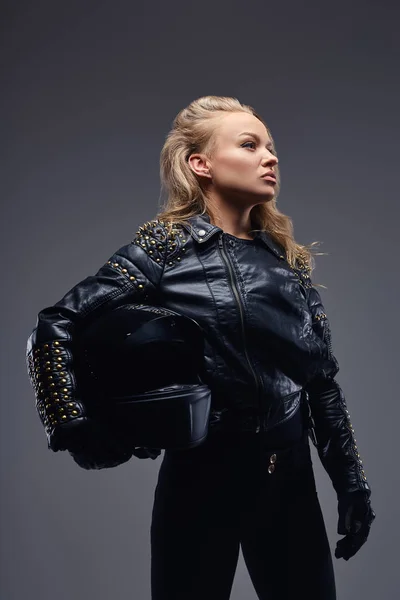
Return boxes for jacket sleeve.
[303,274,371,499]
[26,221,168,454]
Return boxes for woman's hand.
[335,491,376,560]
[66,419,134,470]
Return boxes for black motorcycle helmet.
[73,303,212,451]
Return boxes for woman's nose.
[262,152,278,166]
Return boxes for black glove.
[66,419,134,470]
[335,490,376,560]
[65,421,162,468]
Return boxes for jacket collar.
[180,212,286,260]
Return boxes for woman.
[26,95,375,600]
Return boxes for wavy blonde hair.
[155,95,327,285]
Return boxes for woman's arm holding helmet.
[26,222,167,465]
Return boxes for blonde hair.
[155,95,327,285]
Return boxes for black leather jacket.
[26,212,371,497]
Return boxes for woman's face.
[189,111,279,204]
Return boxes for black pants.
[150,420,336,600]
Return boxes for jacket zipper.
[217,232,265,433]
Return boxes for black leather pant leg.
[150,428,336,600]
[150,437,241,600]
[239,431,337,600]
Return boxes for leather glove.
[335,490,376,560]
[66,421,161,468]
[66,419,134,470]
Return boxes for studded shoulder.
[129,219,189,271]
[130,220,170,267]
[159,222,189,270]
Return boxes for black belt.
[209,398,308,446]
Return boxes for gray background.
[2,0,399,598]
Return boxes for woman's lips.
[261,175,276,183]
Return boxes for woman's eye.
[241,141,276,155]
